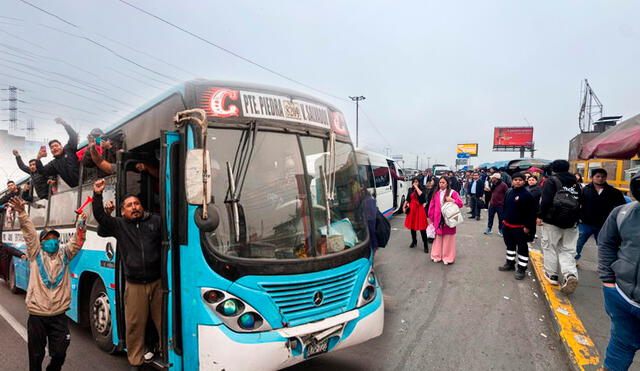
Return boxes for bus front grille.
[259,268,360,327]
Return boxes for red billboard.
[493,127,534,147]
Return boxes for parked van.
[356,149,407,217]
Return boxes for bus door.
[159,130,183,370]
[115,147,177,368]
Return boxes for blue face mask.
[42,239,60,254]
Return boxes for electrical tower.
[578,79,603,133]
[26,119,35,138]
[1,86,25,131]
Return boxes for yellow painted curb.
[529,250,601,370]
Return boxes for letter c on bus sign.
[209,88,240,117]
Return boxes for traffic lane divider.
[529,250,601,370]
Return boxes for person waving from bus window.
[78,129,118,177]
[35,118,80,188]
[12,150,50,199]
[92,178,163,370]
[8,196,86,371]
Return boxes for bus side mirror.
[185,149,212,205]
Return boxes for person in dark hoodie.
[575,168,625,262]
[537,159,582,295]
[35,118,80,188]
[484,173,508,236]
[12,150,50,199]
[526,175,542,210]
[498,172,537,280]
[598,173,640,371]
[92,178,162,371]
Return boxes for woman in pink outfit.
[428,176,464,264]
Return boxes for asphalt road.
[0,207,569,371]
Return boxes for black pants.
[469,196,481,219]
[28,313,70,371]
[502,225,529,271]
[410,229,428,246]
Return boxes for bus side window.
[81,176,116,227]
[48,188,79,226]
[29,198,48,228]
[371,166,390,188]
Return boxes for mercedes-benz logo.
[313,291,323,306]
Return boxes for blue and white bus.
[2,80,384,370]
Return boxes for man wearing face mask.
[8,197,86,371]
[92,178,163,371]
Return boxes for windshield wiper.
[225,122,258,243]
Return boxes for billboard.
[456,143,478,157]
[493,127,534,147]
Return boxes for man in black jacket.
[467,171,484,220]
[537,160,582,295]
[576,168,625,262]
[92,178,162,371]
[35,118,80,188]
[12,150,49,199]
[497,173,536,280]
[597,173,640,371]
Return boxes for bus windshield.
[203,127,368,261]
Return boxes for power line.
[17,0,78,28]
[359,108,393,149]
[117,0,350,103]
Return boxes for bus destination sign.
[200,87,348,135]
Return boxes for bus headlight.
[357,268,378,307]
[201,288,271,332]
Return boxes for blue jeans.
[487,206,503,233]
[575,223,600,260]
[603,286,640,371]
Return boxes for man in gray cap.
[8,196,86,371]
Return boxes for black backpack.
[548,177,580,228]
[375,210,391,248]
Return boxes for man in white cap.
[484,173,508,236]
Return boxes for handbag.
[405,206,410,215]
[441,192,464,228]
[426,224,436,239]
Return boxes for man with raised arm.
[8,196,86,371]
[12,150,50,199]
[92,178,163,371]
[35,117,80,188]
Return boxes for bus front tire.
[89,279,116,353]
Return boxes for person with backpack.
[575,168,625,263]
[597,173,640,371]
[428,176,463,264]
[497,173,537,280]
[537,159,582,295]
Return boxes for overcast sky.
[1,0,639,179]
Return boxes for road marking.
[0,303,27,342]
[529,251,600,370]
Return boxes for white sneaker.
[560,275,578,295]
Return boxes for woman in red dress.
[402,178,429,253]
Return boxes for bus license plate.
[305,339,329,358]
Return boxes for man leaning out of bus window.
[92,178,163,370]
[8,196,87,371]
[35,117,80,188]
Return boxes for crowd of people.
[0,118,162,371]
[400,160,640,371]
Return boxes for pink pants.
[431,234,456,263]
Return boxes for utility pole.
[349,96,365,147]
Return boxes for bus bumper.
[197,290,384,371]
